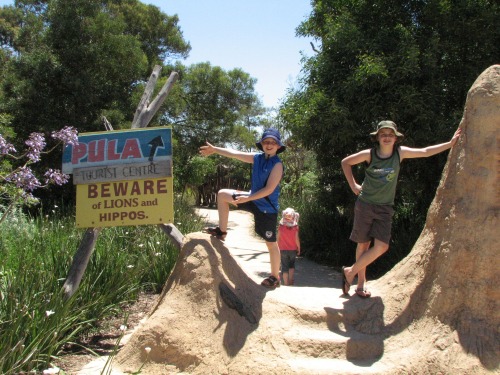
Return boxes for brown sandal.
[355,288,371,298]
[341,266,350,295]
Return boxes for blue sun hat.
[256,128,286,154]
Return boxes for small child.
[277,207,301,286]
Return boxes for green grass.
[0,198,203,374]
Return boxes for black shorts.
[280,250,297,272]
[237,201,278,242]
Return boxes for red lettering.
[101,183,110,198]
[88,184,98,198]
[113,182,128,196]
[88,139,106,162]
[131,181,141,195]
[107,139,120,160]
[99,210,146,222]
[144,180,154,194]
[88,180,168,199]
[121,139,142,160]
[72,144,87,164]
[157,179,168,193]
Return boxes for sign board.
[75,177,174,228]
[63,127,174,228]
[73,160,171,184]
[62,127,172,175]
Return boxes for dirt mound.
[82,65,499,375]
[114,233,331,374]
[113,233,393,374]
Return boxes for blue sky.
[0,0,313,108]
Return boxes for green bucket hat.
[370,121,404,141]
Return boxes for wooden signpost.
[62,67,184,299]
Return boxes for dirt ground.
[54,208,346,374]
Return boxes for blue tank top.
[251,153,282,213]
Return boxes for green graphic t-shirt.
[359,147,400,206]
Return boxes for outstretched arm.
[199,141,255,163]
[400,128,461,160]
[341,149,371,196]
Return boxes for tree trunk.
[132,69,179,129]
[157,223,184,250]
[62,227,102,298]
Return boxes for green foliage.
[162,62,263,149]
[0,197,202,373]
[280,192,353,265]
[183,155,218,188]
[1,1,265,207]
[0,0,191,188]
[280,0,499,273]
[160,62,263,196]
[108,1,191,68]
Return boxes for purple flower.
[21,191,36,202]
[0,135,16,154]
[7,167,41,191]
[51,126,79,146]
[44,169,69,185]
[25,133,46,162]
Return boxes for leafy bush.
[0,197,202,374]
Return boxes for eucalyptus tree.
[0,0,190,141]
[158,62,264,197]
[281,0,499,266]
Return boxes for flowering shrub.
[0,126,78,224]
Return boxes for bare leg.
[288,268,295,285]
[216,189,234,232]
[282,272,289,285]
[266,241,281,280]
[355,241,370,288]
[344,239,389,285]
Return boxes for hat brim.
[256,136,286,154]
[369,129,404,137]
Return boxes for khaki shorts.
[349,199,394,245]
